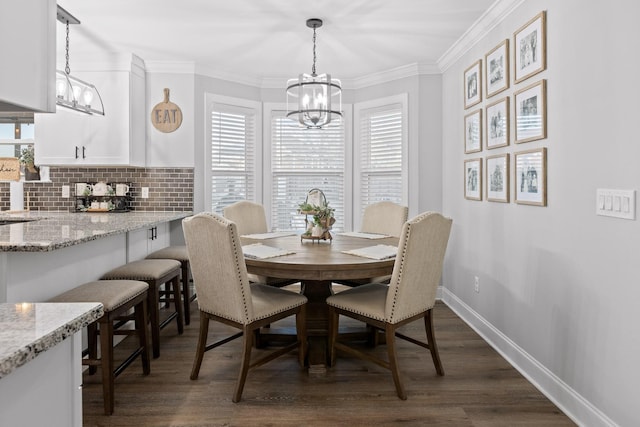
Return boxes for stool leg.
[148,281,161,358]
[136,298,151,375]
[100,317,115,415]
[172,276,184,334]
[87,322,98,375]
[181,262,191,325]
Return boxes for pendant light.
[55,6,104,115]
[286,18,342,129]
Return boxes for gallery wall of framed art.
[461,10,548,206]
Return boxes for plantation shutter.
[270,112,345,231]
[210,104,256,214]
[357,104,404,219]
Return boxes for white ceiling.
[56,0,495,85]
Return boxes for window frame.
[263,102,353,230]
[353,93,409,231]
[204,93,262,214]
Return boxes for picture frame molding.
[485,39,510,98]
[464,109,483,154]
[514,11,547,84]
[514,79,547,144]
[514,147,547,206]
[486,153,510,203]
[485,96,510,149]
[464,158,483,201]
[464,60,482,109]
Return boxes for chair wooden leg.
[181,263,191,325]
[233,326,254,403]
[385,325,407,400]
[87,322,98,375]
[148,281,161,358]
[172,277,185,334]
[295,305,308,367]
[424,309,444,376]
[136,298,151,375]
[327,307,339,367]
[190,313,209,380]
[100,318,115,415]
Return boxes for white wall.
[441,1,640,426]
[145,70,195,167]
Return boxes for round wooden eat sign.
[151,88,183,133]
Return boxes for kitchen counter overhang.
[0,211,192,252]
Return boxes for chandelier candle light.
[55,5,104,115]
[286,18,342,129]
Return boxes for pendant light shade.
[286,19,342,129]
[55,5,105,116]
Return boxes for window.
[0,121,34,158]
[268,110,346,232]
[354,94,408,229]
[205,95,260,214]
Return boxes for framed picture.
[515,147,547,206]
[514,80,546,143]
[464,109,482,154]
[464,60,482,109]
[485,39,509,97]
[514,11,546,84]
[486,97,509,149]
[486,154,509,203]
[464,158,482,201]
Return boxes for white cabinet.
[0,0,56,112]
[126,222,169,262]
[34,54,146,166]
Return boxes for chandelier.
[55,6,104,115]
[286,18,342,129]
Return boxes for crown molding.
[437,0,525,72]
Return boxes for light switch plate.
[61,185,70,198]
[141,187,149,199]
[596,189,635,220]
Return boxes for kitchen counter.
[0,302,103,378]
[1,211,192,304]
[0,211,191,252]
[0,302,103,427]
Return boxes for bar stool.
[101,259,184,358]
[146,245,194,325]
[49,280,151,415]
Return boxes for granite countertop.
[0,302,104,379]
[0,211,192,252]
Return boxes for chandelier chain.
[311,26,317,76]
[65,21,71,75]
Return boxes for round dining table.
[241,233,399,372]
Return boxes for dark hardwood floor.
[83,292,575,426]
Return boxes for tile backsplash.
[0,167,193,212]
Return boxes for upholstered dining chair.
[337,201,409,287]
[223,200,298,288]
[182,212,308,403]
[361,201,409,238]
[222,200,269,236]
[327,211,452,400]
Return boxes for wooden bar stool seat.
[101,259,184,358]
[49,280,151,415]
[146,245,195,325]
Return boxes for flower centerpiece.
[298,200,336,240]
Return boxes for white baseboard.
[438,287,617,427]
